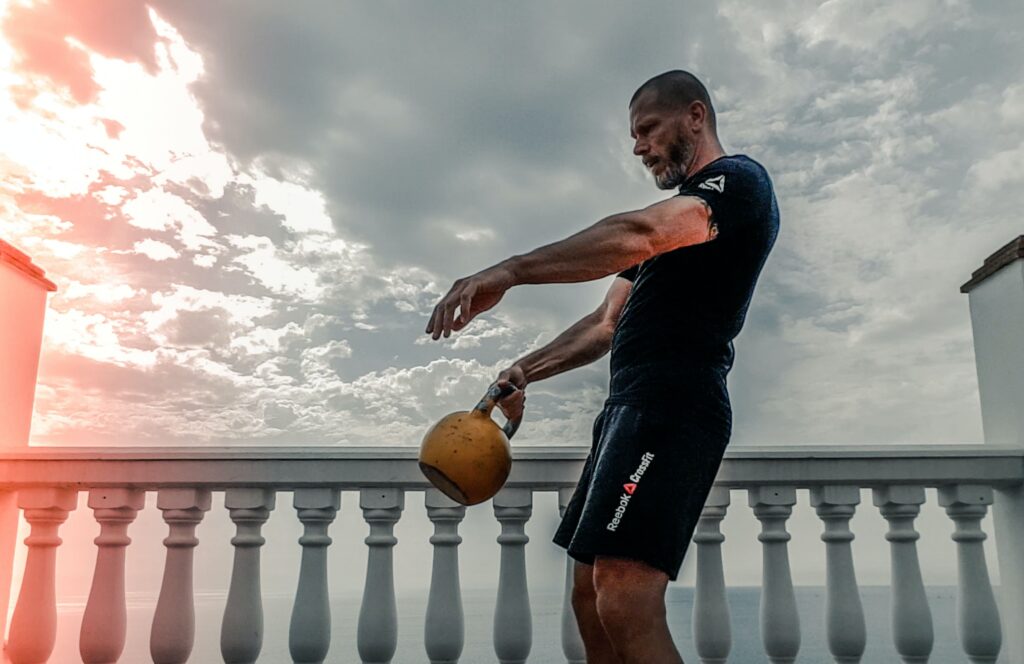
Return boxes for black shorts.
[552,399,730,582]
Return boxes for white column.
[221,488,275,664]
[873,485,933,663]
[357,487,404,664]
[937,484,1002,663]
[493,487,532,664]
[6,487,77,664]
[0,241,57,652]
[692,486,731,664]
[557,487,585,664]
[424,488,466,664]
[961,235,1024,664]
[810,485,865,664]
[749,486,800,664]
[289,487,340,664]
[150,488,211,664]
[80,488,145,664]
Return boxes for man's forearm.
[513,312,613,384]
[501,213,650,285]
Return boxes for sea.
[47,585,974,663]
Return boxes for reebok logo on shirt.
[698,174,725,193]
[606,452,655,531]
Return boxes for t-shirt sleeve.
[617,264,639,281]
[679,162,768,244]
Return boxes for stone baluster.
[810,485,866,664]
[358,487,404,664]
[6,488,77,664]
[693,486,731,664]
[149,488,211,664]
[873,485,933,663]
[220,488,276,664]
[557,487,585,664]
[79,488,145,664]
[493,487,532,664]
[424,488,466,664]
[749,486,800,664]
[937,484,1002,663]
[289,487,340,664]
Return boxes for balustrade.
[0,444,1017,663]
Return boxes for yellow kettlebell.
[418,381,522,506]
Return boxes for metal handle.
[474,381,523,439]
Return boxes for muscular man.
[425,69,779,663]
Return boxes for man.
[425,70,779,663]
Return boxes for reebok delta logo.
[698,174,725,193]
[606,451,655,531]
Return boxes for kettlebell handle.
[474,381,523,439]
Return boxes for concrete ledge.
[961,235,1024,293]
[0,240,57,292]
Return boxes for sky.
[1,0,1021,630]
[3,0,1023,448]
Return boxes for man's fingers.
[427,285,458,339]
[459,291,472,326]
[425,279,481,338]
[426,301,439,334]
[428,301,442,338]
[442,296,459,338]
[497,390,525,421]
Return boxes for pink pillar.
[0,239,57,654]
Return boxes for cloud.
[131,238,179,261]
[5,0,1023,452]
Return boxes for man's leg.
[593,555,684,664]
[570,560,623,664]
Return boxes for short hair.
[629,70,716,130]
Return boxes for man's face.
[629,93,694,190]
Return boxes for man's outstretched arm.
[503,194,715,284]
[425,195,714,339]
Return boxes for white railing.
[0,443,1020,663]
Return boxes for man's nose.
[632,140,647,156]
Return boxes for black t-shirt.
[607,154,779,427]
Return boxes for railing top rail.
[0,442,1018,460]
[0,444,1020,490]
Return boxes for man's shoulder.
[703,154,769,182]
[683,154,772,200]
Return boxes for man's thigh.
[577,558,668,605]
[592,554,670,596]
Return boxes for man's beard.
[653,137,693,190]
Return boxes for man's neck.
[685,140,727,179]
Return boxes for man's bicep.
[640,194,718,256]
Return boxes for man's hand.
[425,263,516,340]
[495,365,528,422]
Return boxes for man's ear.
[686,100,706,131]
